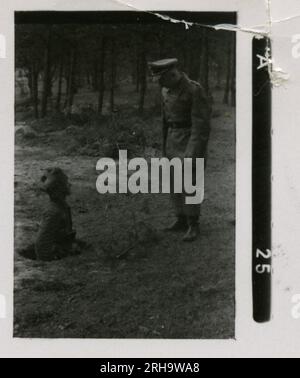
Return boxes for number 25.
[256,249,271,274]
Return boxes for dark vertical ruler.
[252,37,272,323]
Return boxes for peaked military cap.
[148,58,179,76]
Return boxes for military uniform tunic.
[162,73,211,218]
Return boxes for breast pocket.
[175,94,192,115]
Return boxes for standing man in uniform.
[148,59,211,242]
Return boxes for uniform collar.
[165,72,189,94]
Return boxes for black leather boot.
[165,215,188,232]
[183,217,200,242]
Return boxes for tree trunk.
[66,49,76,115]
[159,28,166,58]
[138,40,147,114]
[109,38,116,113]
[131,47,137,86]
[183,33,189,72]
[98,37,106,115]
[56,55,64,112]
[136,44,140,93]
[65,62,70,108]
[28,67,34,101]
[32,63,39,119]
[202,29,210,95]
[41,26,52,118]
[216,63,222,90]
[92,58,99,92]
[49,63,57,98]
[188,30,202,81]
[230,36,236,107]
[223,36,232,105]
[86,70,91,88]
[189,50,202,81]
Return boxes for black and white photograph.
[13,11,236,339]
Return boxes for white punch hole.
[0,34,6,59]
[0,294,6,319]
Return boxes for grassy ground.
[14,87,235,339]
